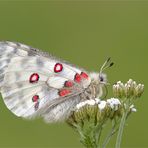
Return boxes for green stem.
[76,123,98,148]
[102,122,117,148]
[97,127,103,148]
[95,121,105,148]
[115,110,128,148]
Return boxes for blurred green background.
[0,1,147,148]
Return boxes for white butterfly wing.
[0,41,91,122]
[0,41,29,87]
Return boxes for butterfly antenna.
[99,57,114,75]
[99,58,113,98]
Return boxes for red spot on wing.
[59,89,71,97]
[74,73,81,83]
[54,63,63,73]
[74,72,89,83]
[30,73,39,83]
[64,80,73,87]
[32,95,39,102]
[81,72,89,79]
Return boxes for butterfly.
[0,41,113,123]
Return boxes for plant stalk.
[115,110,128,148]
[102,123,117,148]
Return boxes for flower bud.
[113,79,144,99]
[130,104,137,112]
[134,84,144,98]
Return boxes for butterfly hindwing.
[42,95,81,123]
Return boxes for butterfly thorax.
[80,73,104,100]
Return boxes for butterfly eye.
[99,76,104,82]
[99,73,107,83]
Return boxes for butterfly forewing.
[0,41,91,122]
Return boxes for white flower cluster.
[113,79,144,98]
[76,98,101,110]
[98,101,106,111]
[76,98,121,112]
[107,98,121,111]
